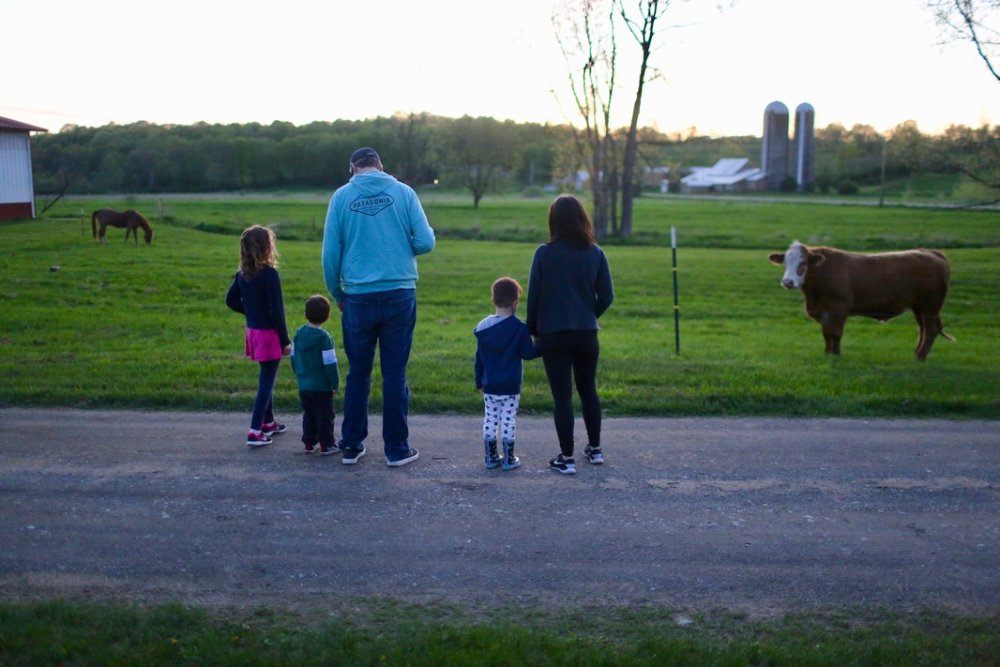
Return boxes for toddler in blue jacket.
[474,277,541,470]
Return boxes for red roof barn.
[0,116,48,220]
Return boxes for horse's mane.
[126,210,151,227]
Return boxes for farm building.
[641,165,671,190]
[0,116,48,220]
[679,158,766,194]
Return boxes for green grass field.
[4,194,998,417]
[54,190,1000,248]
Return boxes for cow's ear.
[768,252,785,265]
[807,252,825,267]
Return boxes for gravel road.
[1,408,997,615]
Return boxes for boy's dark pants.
[299,390,336,448]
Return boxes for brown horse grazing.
[91,209,154,245]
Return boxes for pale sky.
[2,0,997,137]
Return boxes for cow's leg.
[819,313,846,355]
[913,309,929,360]
[915,310,941,361]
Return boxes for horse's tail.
[91,210,98,238]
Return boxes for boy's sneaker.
[303,442,318,454]
[246,431,273,447]
[261,421,287,436]
[387,448,420,467]
[319,443,340,456]
[549,454,576,475]
[341,444,366,465]
[584,445,604,465]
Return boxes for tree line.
[31,113,998,211]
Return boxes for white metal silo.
[761,101,789,192]
[794,103,815,192]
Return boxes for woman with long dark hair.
[526,195,615,475]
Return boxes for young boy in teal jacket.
[291,295,341,455]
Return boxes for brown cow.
[768,240,953,360]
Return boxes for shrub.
[836,180,859,195]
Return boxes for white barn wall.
[0,131,36,217]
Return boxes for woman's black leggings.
[541,330,601,457]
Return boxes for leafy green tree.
[935,124,1000,204]
[886,121,930,177]
[388,112,438,187]
[439,116,517,208]
[514,122,568,188]
[814,123,884,186]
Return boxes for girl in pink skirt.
[226,225,292,447]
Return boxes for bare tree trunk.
[618,0,667,239]
[554,0,618,241]
[591,145,609,240]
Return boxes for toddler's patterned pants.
[482,393,520,443]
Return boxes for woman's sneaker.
[549,454,576,475]
[319,443,340,456]
[246,431,273,447]
[584,445,604,465]
[261,421,287,436]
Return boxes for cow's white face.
[768,240,812,289]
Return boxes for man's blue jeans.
[340,288,416,460]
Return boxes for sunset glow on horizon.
[2,0,997,137]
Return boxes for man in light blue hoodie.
[322,147,436,467]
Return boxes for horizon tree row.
[29,113,997,208]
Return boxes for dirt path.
[1,408,997,615]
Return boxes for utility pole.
[878,135,888,207]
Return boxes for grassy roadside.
[1,600,997,666]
